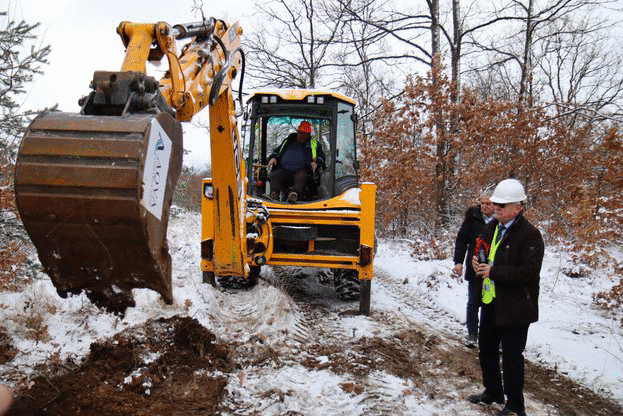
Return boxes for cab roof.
[247,89,357,106]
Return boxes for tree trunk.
[430,0,441,84]
[451,0,461,103]
[518,0,534,108]
[429,0,450,234]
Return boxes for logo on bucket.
[141,119,172,220]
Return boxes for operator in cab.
[267,121,326,203]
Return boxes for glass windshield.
[335,102,356,179]
[264,116,331,167]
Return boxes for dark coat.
[453,206,487,281]
[269,133,326,171]
[482,212,544,326]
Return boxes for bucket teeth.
[14,111,183,315]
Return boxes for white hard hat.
[490,179,527,204]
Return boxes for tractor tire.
[333,269,360,300]
[210,266,260,290]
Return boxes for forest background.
[1,0,622,322]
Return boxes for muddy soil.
[2,315,621,416]
[5,317,233,416]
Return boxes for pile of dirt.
[7,316,235,416]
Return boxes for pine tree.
[0,11,51,158]
[0,11,50,287]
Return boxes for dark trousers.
[269,168,307,195]
[479,303,529,413]
[466,279,482,337]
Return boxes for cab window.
[264,116,331,167]
[335,102,356,179]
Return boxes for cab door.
[333,101,358,195]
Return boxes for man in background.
[453,189,494,347]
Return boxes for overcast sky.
[8,0,257,169]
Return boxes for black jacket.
[482,212,544,325]
[453,206,488,281]
[269,133,326,171]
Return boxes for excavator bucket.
[14,111,183,314]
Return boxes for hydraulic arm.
[14,18,244,314]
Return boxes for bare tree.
[536,14,623,125]
[330,0,398,138]
[338,0,435,68]
[429,0,441,60]
[465,0,613,108]
[244,0,348,89]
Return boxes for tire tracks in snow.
[214,265,473,415]
[267,267,412,416]
[371,267,466,342]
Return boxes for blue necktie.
[496,224,505,243]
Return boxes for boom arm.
[14,18,246,314]
[150,18,250,281]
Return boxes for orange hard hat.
[297,121,312,134]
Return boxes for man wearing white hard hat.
[468,179,544,416]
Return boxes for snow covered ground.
[0,208,621,414]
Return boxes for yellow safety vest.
[482,225,503,304]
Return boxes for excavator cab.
[244,90,359,202]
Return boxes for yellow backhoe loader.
[13,18,376,315]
